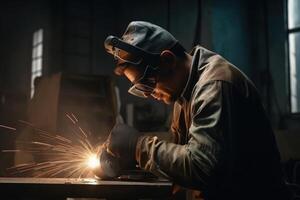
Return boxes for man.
[97,21,291,200]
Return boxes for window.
[287,0,300,113]
[31,29,43,98]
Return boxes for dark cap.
[105,21,179,75]
[121,21,178,54]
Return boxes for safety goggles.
[104,36,160,98]
[112,48,143,66]
[128,65,158,98]
[104,36,160,66]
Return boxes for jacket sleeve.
[135,81,225,189]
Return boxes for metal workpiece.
[0,177,172,199]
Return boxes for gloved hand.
[106,123,140,169]
[93,147,121,179]
[93,123,140,179]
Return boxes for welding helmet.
[104,21,178,98]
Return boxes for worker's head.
[104,21,191,104]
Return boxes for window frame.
[285,0,300,115]
[31,29,43,98]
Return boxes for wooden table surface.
[0,177,173,199]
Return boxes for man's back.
[172,46,291,199]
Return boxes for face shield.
[104,36,160,98]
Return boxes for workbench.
[0,177,173,199]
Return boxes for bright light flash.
[86,154,100,169]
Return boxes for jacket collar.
[177,46,202,105]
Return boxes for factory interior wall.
[207,0,273,110]
[0,0,53,175]
[0,0,52,111]
[207,0,300,163]
[0,0,300,175]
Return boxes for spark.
[2,114,104,179]
[71,113,78,122]
[86,154,100,169]
[66,114,76,124]
[0,124,16,131]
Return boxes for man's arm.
[136,81,225,190]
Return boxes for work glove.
[106,123,140,169]
[94,123,140,179]
[93,147,121,179]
